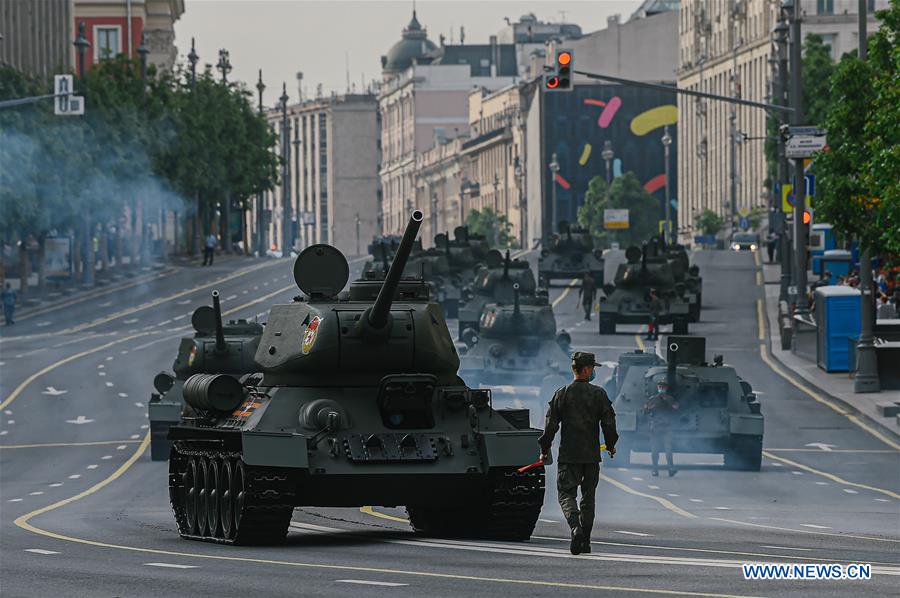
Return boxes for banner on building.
[604,209,629,229]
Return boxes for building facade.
[0,0,74,79]
[259,93,379,257]
[676,0,885,242]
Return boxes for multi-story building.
[676,0,885,243]
[414,137,468,243]
[0,0,74,79]
[259,93,379,257]
[378,11,518,239]
[72,0,184,72]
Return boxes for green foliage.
[748,207,765,231]
[465,207,517,248]
[695,209,725,236]
[816,0,900,254]
[576,173,661,247]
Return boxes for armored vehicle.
[148,292,263,460]
[457,249,537,338]
[444,226,491,290]
[538,221,604,287]
[609,336,764,470]
[166,211,545,545]
[458,283,572,402]
[648,236,702,322]
[597,243,691,335]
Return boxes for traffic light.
[802,210,812,225]
[544,49,574,92]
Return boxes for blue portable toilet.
[815,286,861,372]
[810,224,836,274]
[820,249,852,282]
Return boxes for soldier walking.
[643,379,679,477]
[578,272,597,321]
[646,288,663,340]
[202,232,217,266]
[538,352,618,555]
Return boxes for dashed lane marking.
[225,294,237,301]
[336,580,408,587]
[766,448,897,454]
[799,524,831,530]
[25,549,60,555]
[29,491,44,496]
[599,473,697,519]
[13,434,770,598]
[0,440,140,450]
[8,498,23,502]
[1,332,151,410]
[613,530,652,537]
[550,279,579,308]
[145,563,198,569]
[762,451,900,500]
[710,517,900,544]
[67,475,80,479]
[86,464,98,470]
[843,488,859,494]
[760,546,814,552]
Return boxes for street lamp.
[431,189,439,242]
[280,83,291,256]
[548,153,560,241]
[661,125,673,244]
[137,33,149,82]
[773,14,791,304]
[292,125,302,243]
[216,49,232,84]
[74,21,90,79]
[255,69,266,257]
[514,156,525,249]
[187,38,199,89]
[601,141,614,185]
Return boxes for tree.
[695,209,725,236]
[576,172,660,247]
[465,207,517,248]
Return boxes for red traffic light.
[557,51,572,66]
[802,210,811,225]
[545,76,560,89]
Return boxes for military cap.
[571,351,600,368]
[656,379,669,387]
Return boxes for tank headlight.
[749,243,757,252]
[731,243,740,251]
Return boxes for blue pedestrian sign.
[739,217,750,231]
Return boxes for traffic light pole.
[775,15,792,304]
[789,1,808,316]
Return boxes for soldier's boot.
[580,523,593,554]
[567,514,584,555]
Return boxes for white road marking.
[158,320,172,326]
[101,455,112,460]
[666,493,680,497]
[814,481,829,486]
[791,471,803,476]
[98,372,106,376]
[631,477,643,481]
[7,419,14,424]
[105,356,114,361]
[648,485,660,490]
[689,499,704,503]
[25,549,59,555]
[65,416,94,425]
[242,290,248,294]
[97,364,104,369]
[225,294,237,301]
[124,318,139,324]
[253,286,259,290]
[28,491,43,496]
[134,402,144,408]
[42,387,67,396]
[799,524,831,529]
[36,321,52,327]
[67,474,81,479]
[804,442,836,452]
[0,431,7,436]
[714,507,730,510]
[613,530,652,537]
[769,462,783,467]
[98,301,112,307]
[538,519,557,523]
[117,445,127,450]
[130,434,140,439]
[86,464,98,470]
[8,498,22,502]
[760,545,814,552]
[174,314,186,321]
[874,498,891,503]
[118,393,128,398]
[843,488,859,494]
[48,483,63,487]
[105,382,114,387]
[4,410,10,415]
[336,580,408,587]
[177,299,192,305]
[144,563,198,569]
[139,424,148,430]
[263,282,269,286]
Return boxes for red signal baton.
[517,459,545,473]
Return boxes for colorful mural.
[542,84,678,235]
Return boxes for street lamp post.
[492,172,500,246]
[292,126,301,244]
[431,189,438,243]
[280,83,292,256]
[216,49,232,84]
[458,182,466,229]
[788,0,808,316]
[662,125,672,244]
[548,153,560,242]
[187,39,200,257]
[355,212,361,256]
[514,157,525,249]
[216,50,233,253]
[256,69,267,258]
[601,141,614,186]
[137,35,154,265]
[774,16,791,304]
[74,22,90,79]
[73,22,92,284]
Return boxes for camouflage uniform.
[538,353,618,547]
[644,388,679,476]
[647,292,663,340]
[578,274,597,321]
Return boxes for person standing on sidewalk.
[2,283,17,325]
[578,272,597,321]
[202,233,217,266]
[538,352,618,555]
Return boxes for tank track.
[168,443,296,545]
[406,467,545,541]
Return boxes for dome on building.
[381,11,437,73]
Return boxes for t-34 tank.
[166,211,545,544]
[538,221,604,287]
[148,291,263,460]
[457,249,537,338]
[608,336,764,470]
[648,235,702,322]
[597,243,691,335]
[458,282,572,402]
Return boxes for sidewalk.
[761,262,900,439]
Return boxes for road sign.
[805,174,815,197]
[53,74,84,115]
[786,133,827,158]
[788,126,826,136]
[604,209,629,229]
[782,183,794,213]
[739,217,750,231]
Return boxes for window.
[95,27,120,61]
[820,33,837,60]
[816,0,834,15]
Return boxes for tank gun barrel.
[503,249,510,279]
[212,291,226,354]
[513,282,521,317]
[379,242,389,273]
[444,231,451,257]
[641,242,648,272]
[368,210,424,329]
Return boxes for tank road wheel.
[672,317,689,335]
[197,458,210,537]
[724,435,763,471]
[183,456,200,535]
[206,458,222,538]
[221,459,236,540]
[598,314,616,335]
[168,447,192,537]
[232,460,247,533]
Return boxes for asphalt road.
[1,249,897,598]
